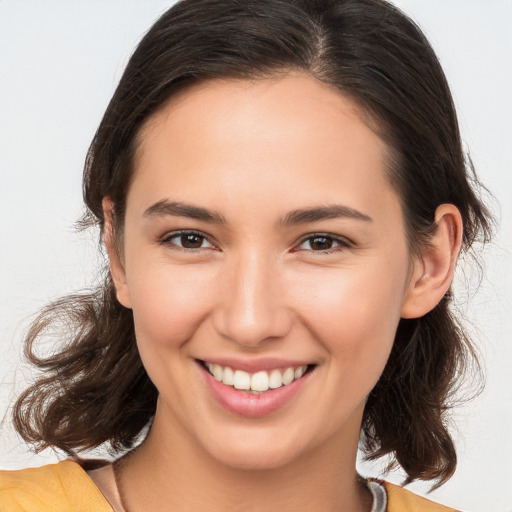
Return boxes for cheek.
[126,259,217,349]
[294,261,408,370]
[124,261,220,402]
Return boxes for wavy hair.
[13,0,493,487]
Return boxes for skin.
[104,73,462,512]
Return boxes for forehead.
[128,73,400,228]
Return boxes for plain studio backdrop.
[0,1,510,511]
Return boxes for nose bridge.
[213,247,291,346]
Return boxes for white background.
[0,1,510,511]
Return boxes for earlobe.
[102,198,132,309]
[401,204,463,319]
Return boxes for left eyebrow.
[281,205,372,225]
[143,200,226,223]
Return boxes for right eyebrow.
[143,199,226,224]
[281,204,373,225]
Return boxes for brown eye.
[162,231,214,250]
[297,233,350,253]
[308,236,334,251]
[180,233,205,249]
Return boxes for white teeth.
[282,367,295,385]
[295,366,307,379]
[213,364,223,381]
[251,371,269,392]
[205,363,309,392]
[222,366,234,386]
[269,369,283,389]
[233,370,251,390]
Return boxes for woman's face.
[113,73,418,469]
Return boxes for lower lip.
[199,363,313,418]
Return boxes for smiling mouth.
[199,361,314,394]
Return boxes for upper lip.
[197,357,314,373]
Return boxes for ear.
[401,204,463,319]
[102,197,132,309]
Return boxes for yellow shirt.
[0,460,458,511]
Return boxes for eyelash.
[159,230,352,254]
[294,233,352,254]
[160,230,216,251]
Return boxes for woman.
[0,0,495,510]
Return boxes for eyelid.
[293,232,353,253]
[160,229,217,250]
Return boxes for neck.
[118,408,371,512]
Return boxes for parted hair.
[13,0,493,487]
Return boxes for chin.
[202,430,309,471]
[211,447,299,471]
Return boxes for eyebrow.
[281,205,372,225]
[143,200,226,223]
[143,200,372,225]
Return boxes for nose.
[212,251,292,348]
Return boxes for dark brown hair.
[13,0,493,487]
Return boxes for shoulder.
[0,460,113,512]
[384,481,461,512]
